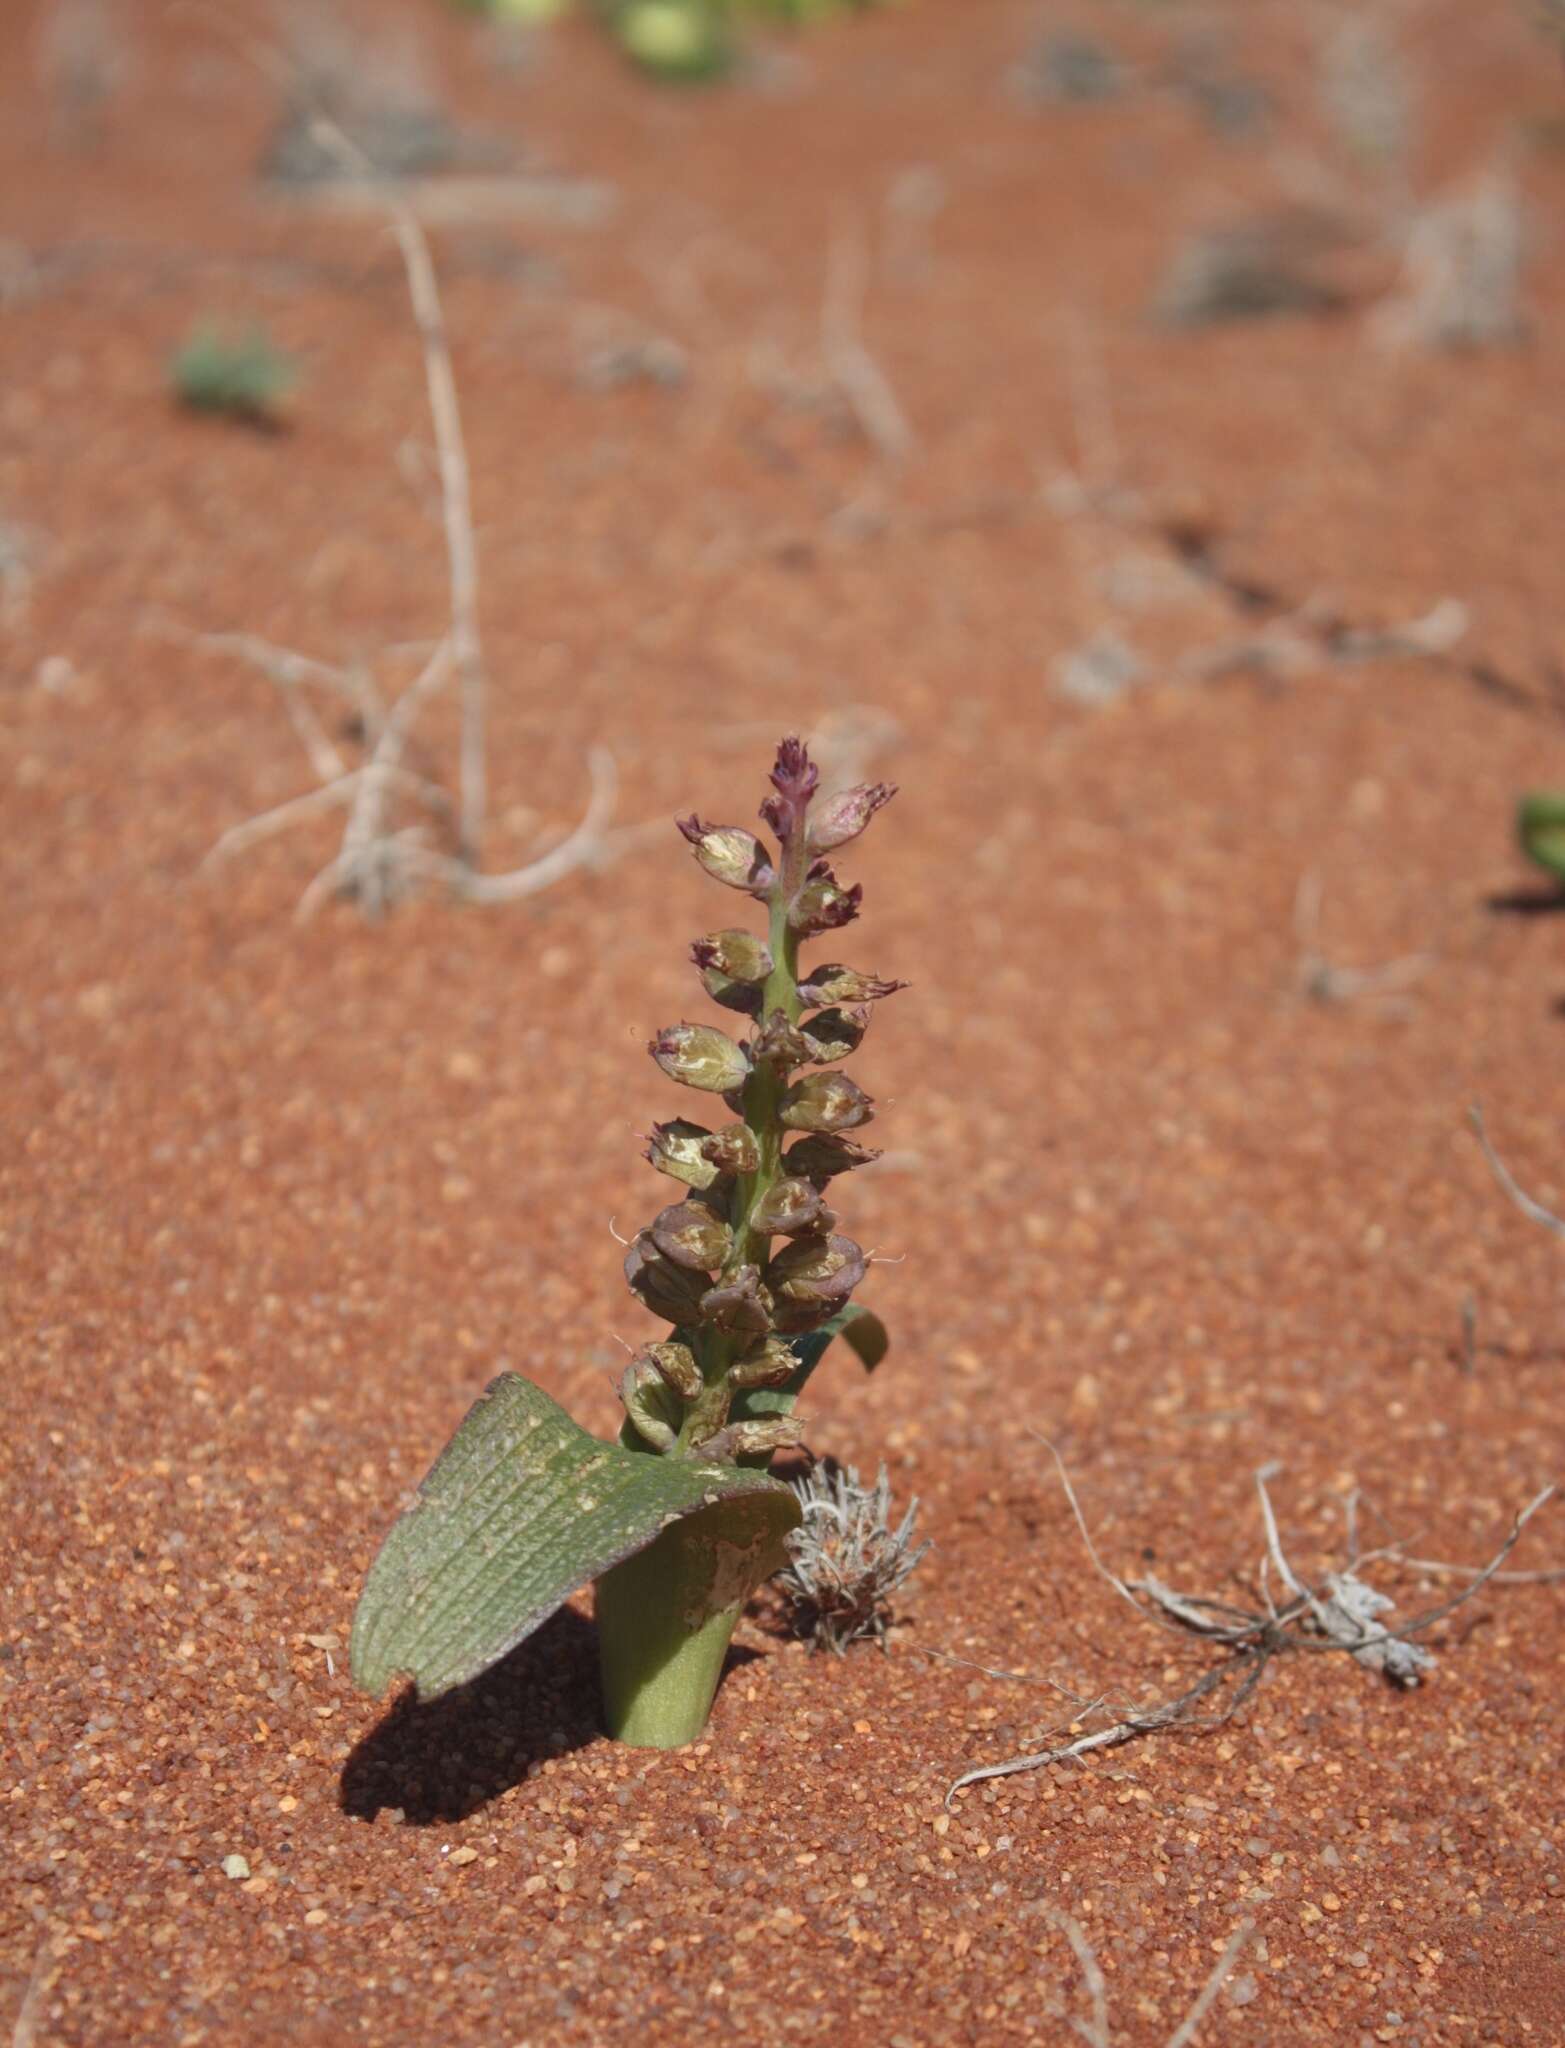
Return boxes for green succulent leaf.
[729,1301,888,1425]
[351,1373,799,1700]
[1517,792,1565,884]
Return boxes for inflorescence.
[619,737,902,1464]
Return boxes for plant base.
[595,1494,788,1748]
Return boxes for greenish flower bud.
[789,865,862,938]
[796,964,908,1009]
[768,1232,865,1309]
[784,1133,882,1183]
[693,929,772,1016]
[694,929,772,985]
[676,815,774,896]
[645,1118,719,1190]
[750,1176,827,1237]
[651,1199,733,1273]
[751,1010,810,1069]
[729,1337,798,1390]
[701,1122,760,1175]
[808,781,896,853]
[696,1417,806,1462]
[799,1006,869,1064]
[649,1021,750,1095]
[699,1265,773,1334]
[643,1338,702,1401]
[624,1231,710,1324]
[779,1071,874,1133]
[620,1357,681,1453]
[697,971,762,1018]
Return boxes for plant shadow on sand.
[339,1603,766,1822]
[339,1604,603,1824]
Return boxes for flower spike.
[623,737,898,1461]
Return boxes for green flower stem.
[680,859,806,1433]
[596,1503,760,1747]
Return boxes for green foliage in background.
[454,0,897,83]
[170,323,295,426]
[1517,792,1565,886]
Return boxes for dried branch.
[946,1454,1555,1803]
[1470,1104,1565,1240]
[1165,1920,1255,2048]
[296,111,487,863]
[1045,1909,1254,2048]
[1292,870,1432,1009]
[403,746,620,906]
[821,222,914,465]
[192,50,619,918]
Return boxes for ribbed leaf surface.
[351,1373,799,1700]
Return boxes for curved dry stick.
[427,747,619,905]
[1470,1104,1565,1239]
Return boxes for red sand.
[3,2,1562,2041]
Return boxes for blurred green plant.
[170,323,295,426]
[1517,792,1565,886]
[451,0,896,82]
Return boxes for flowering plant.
[350,738,900,1746]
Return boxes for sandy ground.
[3,1,1563,2042]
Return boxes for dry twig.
[946,1440,1555,1803]
[1047,1909,1254,2048]
[197,71,617,919]
[1292,870,1433,1010]
[1470,1104,1565,1240]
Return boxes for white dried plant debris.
[1318,16,1414,170]
[945,1439,1555,1803]
[1378,171,1526,352]
[1054,631,1143,708]
[1316,1572,1434,1684]
[779,1460,930,1653]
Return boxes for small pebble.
[221,1855,250,1881]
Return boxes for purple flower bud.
[651,1200,733,1273]
[779,1071,875,1133]
[769,1296,836,1336]
[789,869,863,938]
[807,781,896,853]
[784,1133,883,1183]
[645,1118,719,1190]
[620,1357,681,1453]
[729,1337,798,1390]
[799,1006,869,1064]
[758,735,820,847]
[649,1022,751,1096]
[624,1231,710,1324]
[701,1122,761,1176]
[699,1264,774,1334]
[796,964,908,1009]
[677,816,774,896]
[643,1338,702,1400]
[750,1176,827,1237]
[751,1009,810,1070]
[691,929,773,1019]
[768,1232,866,1310]
[696,1416,806,1462]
